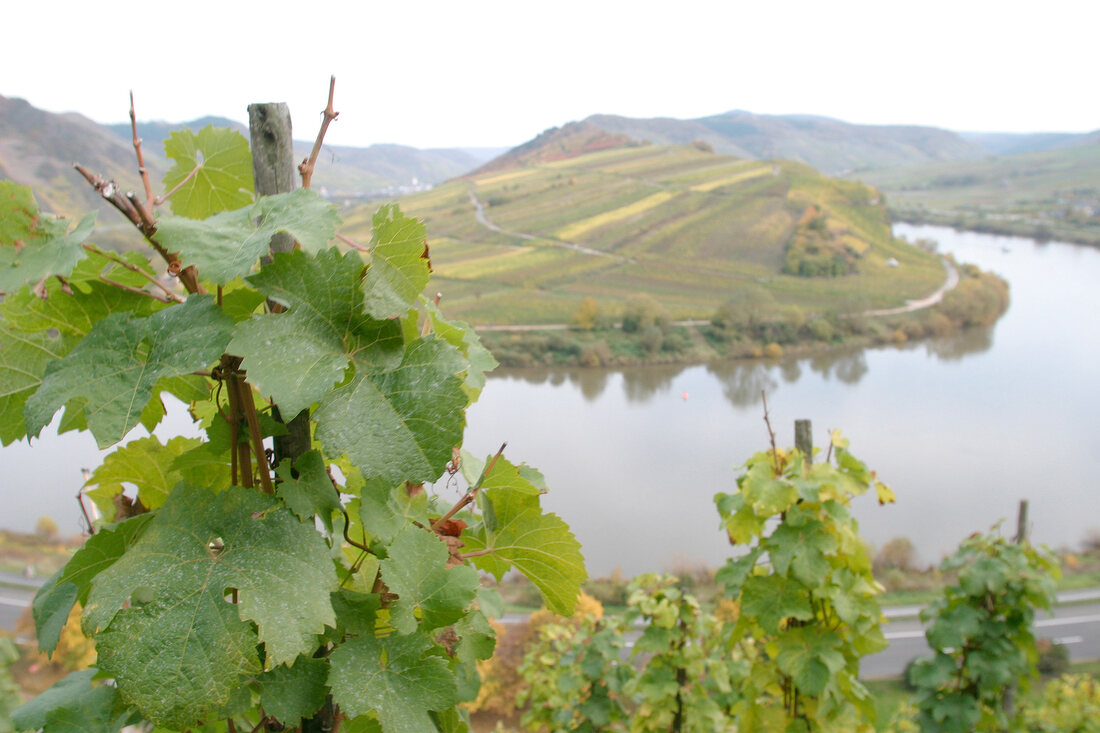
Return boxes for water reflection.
[922,325,995,362]
[490,321,988,410]
[705,360,779,407]
[807,348,869,385]
[621,366,680,404]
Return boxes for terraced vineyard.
[342,144,946,325]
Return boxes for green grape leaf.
[766,509,837,587]
[348,474,429,546]
[32,515,153,655]
[156,189,341,284]
[137,374,209,434]
[329,589,382,640]
[423,298,497,399]
[824,567,880,626]
[315,338,467,485]
[344,716,384,733]
[479,455,544,499]
[361,205,431,319]
[10,669,133,733]
[25,295,233,448]
[715,547,764,594]
[0,319,68,445]
[380,526,479,634]
[328,633,457,733]
[715,492,764,544]
[775,627,845,696]
[739,460,798,516]
[162,126,254,219]
[229,248,404,415]
[84,485,338,726]
[218,282,267,322]
[84,436,201,521]
[257,656,330,726]
[170,438,233,491]
[30,574,78,660]
[452,610,496,666]
[463,486,585,616]
[1,254,163,339]
[926,604,984,651]
[0,182,95,293]
[275,449,343,535]
[740,574,814,634]
[924,691,981,732]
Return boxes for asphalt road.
[0,585,36,632]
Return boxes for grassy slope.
[343,145,944,325]
[853,144,1100,245]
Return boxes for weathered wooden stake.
[1015,499,1029,544]
[1005,498,1031,716]
[247,103,311,468]
[795,419,812,463]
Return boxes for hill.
[959,129,1100,156]
[0,96,495,243]
[582,111,984,175]
[342,141,946,328]
[465,121,633,177]
[854,142,1100,245]
[0,94,161,224]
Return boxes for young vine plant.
[0,86,586,733]
[714,427,896,732]
[907,531,1059,732]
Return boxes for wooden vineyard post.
[795,419,812,463]
[246,103,312,468]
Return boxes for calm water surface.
[462,225,1100,575]
[3,225,1098,577]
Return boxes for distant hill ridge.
[580,110,987,175]
[105,117,501,198]
[0,95,500,231]
[0,94,157,227]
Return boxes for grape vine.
[714,425,895,731]
[906,531,1059,732]
[1,81,585,733]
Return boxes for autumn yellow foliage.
[468,592,603,716]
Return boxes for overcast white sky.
[5,0,1098,149]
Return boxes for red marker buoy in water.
[682,392,689,401]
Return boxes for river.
[3,225,1098,578]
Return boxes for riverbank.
[892,210,1100,248]
[479,259,1008,369]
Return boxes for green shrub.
[579,340,611,367]
[621,293,669,334]
[1036,638,1070,677]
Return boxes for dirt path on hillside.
[467,188,633,262]
[859,257,959,316]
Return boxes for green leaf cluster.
[3,117,585,733]
[907,531,1059,732]
[516,574,748,732]
[518,615,633,733]
[714,433,891,731]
